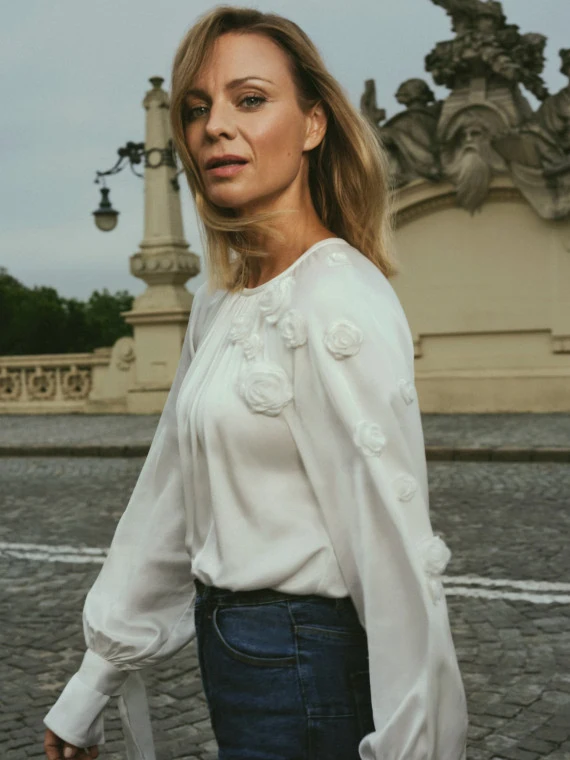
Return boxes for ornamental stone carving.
[129,250,200,285]
[114,337,136,372]
[27,368,56,401]
[0,356,108,410]
[61,366,92,400]
[361,0,570,219]
[0,368,22,402]
[361,78,442,187]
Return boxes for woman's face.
[183,32,325,215]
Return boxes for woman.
[43,6,469,760]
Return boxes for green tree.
[84,289,134,350]
[0,268,133,355]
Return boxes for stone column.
[123,76,200,413]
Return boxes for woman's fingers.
[43,728,65,759]
[64,746,99,759]
[43,729,98,760]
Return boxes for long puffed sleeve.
[44,286,207,760]
[282,259,468,760]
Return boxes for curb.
[425,446,570,462]
[0,444,150,458]
[0,445,569,462]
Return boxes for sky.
[1,0,568,300]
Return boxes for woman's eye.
[240,95,266,108]
[183,105,206,122]
[183,95,266,123]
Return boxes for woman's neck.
[246,222,337,289]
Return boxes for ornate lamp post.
[93,75,200,413]
[92,136,183,231]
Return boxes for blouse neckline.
[238,237,347,296]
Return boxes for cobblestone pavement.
[1,457,569,760]
[0,415,161,448]
[1,412,569,449]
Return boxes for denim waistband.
[193,576,349,608]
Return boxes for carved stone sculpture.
[440,111,508,212]
[362,78,442,188]
[361,0,570,219]
[536,49,570,156]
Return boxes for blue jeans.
[193,577,374,760]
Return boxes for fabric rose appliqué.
[418,534,452,604]
[398,378,417,405]
[327,250,350,267]
[353,421,386,456]
[393,473,417,502]
[238,361,293,417]
[243,333,263,361]
[278,309,307,349]
[259,276,294,325]
[323,319,363,360]
[229,312,256,344]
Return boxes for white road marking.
[0,541,107,556]
[444,586,570,604]
[442,573,570,592]
[0,549,105,564]
[1,542,569,604]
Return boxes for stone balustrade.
[0,338,136,414]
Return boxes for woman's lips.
[206,161,248,178]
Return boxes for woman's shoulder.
[293,238,405,324]
[291,239,415,375]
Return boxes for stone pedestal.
[123,76,200,413]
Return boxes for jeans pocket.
[349,669,375,738]
[212,603,297,667]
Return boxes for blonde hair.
[169,5,399,292]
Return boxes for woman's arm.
[284,262,468,760]
[43,284,207,757]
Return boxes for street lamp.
[93,186,119,232]
[92,81,185,232]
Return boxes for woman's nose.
[204,101,237,140]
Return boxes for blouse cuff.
[45,650,156,759]
[43,673,111,748]
[43,649,130,749]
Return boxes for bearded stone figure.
[441,112,508,213]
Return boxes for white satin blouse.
[44,237,468,760]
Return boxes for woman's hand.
[43,728,98,759]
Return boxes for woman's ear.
[304,101,328,151]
